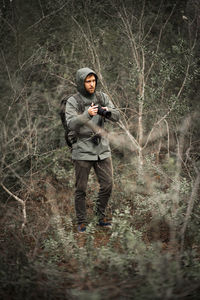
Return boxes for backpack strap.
[59,98,68,131]
[73,92,105,112]
[95,91,105,106]
[65,91,105,114]
[73,93,85,113]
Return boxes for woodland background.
[0,0,200,299]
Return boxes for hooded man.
[65,67,120,232]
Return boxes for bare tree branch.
[180,171,200,253]
[1,50,14,91]
[24,2,69,32]
[1,183,27,229]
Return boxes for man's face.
[84,74,96,94]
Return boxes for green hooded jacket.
[65,67,120,161]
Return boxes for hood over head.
[76,67,98,96]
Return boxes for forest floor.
[1,173,200,300]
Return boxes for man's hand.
[102,107,108,111]
[88,103,98,116]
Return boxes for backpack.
[59,92,105,148]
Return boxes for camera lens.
[97,106,111,119]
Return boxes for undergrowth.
[0,148,200,300]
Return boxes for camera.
[96,105,111,119]
[91,133,101,145]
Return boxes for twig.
[1,16,17,41]
[38,0,45,18]
[1,183,27,229]
[146,3,176,82]
[24,2,68,32]
[143,61,190,150]
[180,172,200,253]
[49,72,76,86]
[164,119,170,159]
[1,50,14,91]
[3,162,28,187]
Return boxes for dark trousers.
[74,157,113,224]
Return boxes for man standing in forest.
[65,67,120,232]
